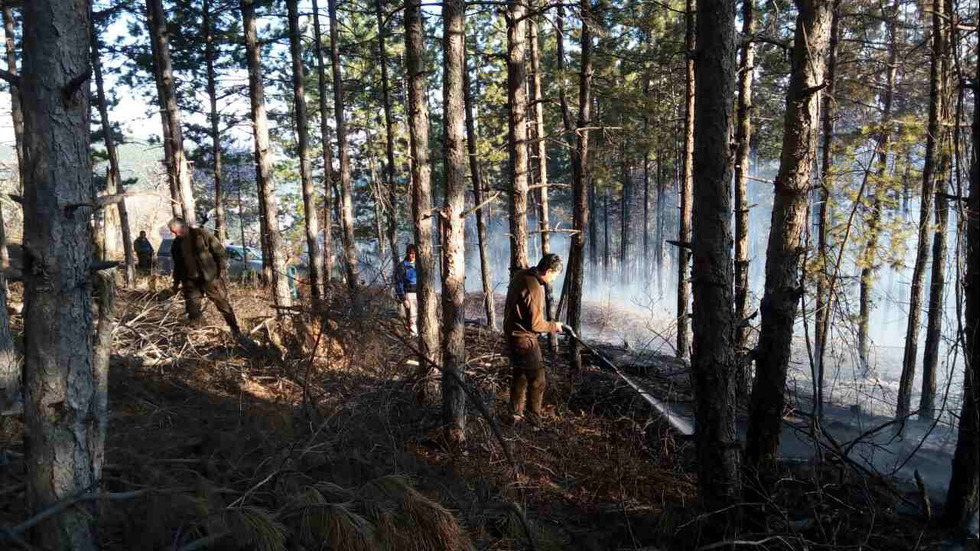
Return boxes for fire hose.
[564,331,695,437]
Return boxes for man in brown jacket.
[169,218,243,337]
[502,253,572,425]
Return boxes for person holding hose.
[502,253,574,425]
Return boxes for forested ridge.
[0,0,977,549]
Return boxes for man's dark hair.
[537,253,563,274]
[406,244,417,257]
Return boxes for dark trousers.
[509,339,545,416]
[182,278,240,334]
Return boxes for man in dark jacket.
[502,253,572,425]
[395,244,418,335]
[169,218,242,336]
[134,231,154,274]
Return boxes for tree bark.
[286,0,325,304]
[376,0,400,281]
[146,0,196,225]
[528,5,556,353]
[2,1,23,194]
[920,0,955,423]
[91,24,135,285]
[441,0,468,444]
[312,0,334,285]
[746,0,831,476]
[22,2,100,547]
[507,0,530,274]
[691,0,741,516]
[405,0,440,401]
[240,0,292,311]
[0,200,15,412]
[565,0,594,371]
[203,0,226,243]
[676,0,695,360]
[327,0,359,290]
[464,47,496,329]
[942,34,979,530]
[898,0,947,423]
[813,0,841,419]
[733,0,754,365]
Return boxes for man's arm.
[206,232,228,274]
[523,280,562,333]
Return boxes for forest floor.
[0,279,973,550]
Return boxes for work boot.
[502,412,523,427]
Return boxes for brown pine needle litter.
[0,280,956,550]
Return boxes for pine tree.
[441,0,468,444]
[240,0,292,311]
[747,0,832,477]
[405,0,440,400]
[327,0,359,290]
[286,0,325,303]
[690,0,741,515]
[21,1,102,547]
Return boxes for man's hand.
[560,323,577,339]
[400,296,409,309]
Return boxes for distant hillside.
[1,141,165,190]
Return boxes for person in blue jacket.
[395,244,418,335]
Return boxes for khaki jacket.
[503,268,561,349]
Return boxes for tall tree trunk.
[0,201,13,412]
[464,47,496,329]
[858,3,899,375]
[312,0,334,285]
[146,0,196,225]
[920,0,955,423]
[643,152,651,279]
[369,149,386,256]
[603,189,610,276]
[565,0,594,371]
[376,0,400,279]
[733,0,755,365]
[746,0,831,476]
[441,0,468,444]
[507,0,530,274]
[287,0,325,303]
[91,25,135,285]
[2,1,23,194]
[691,0,741,515]
[942,35,979,530]
[203,0,225,242]
[405,0,440,400]
[898,0,947,423]
[587,177,598,274]
[528,5,556,352]
[621,148,630,283]
[814,0,841,419]
[241,0,292,311]
[676,0,695,359]
[328,0,359,289]
[22,2,101,547]
[144,0,180,220]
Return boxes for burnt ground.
[0,280,971,550]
